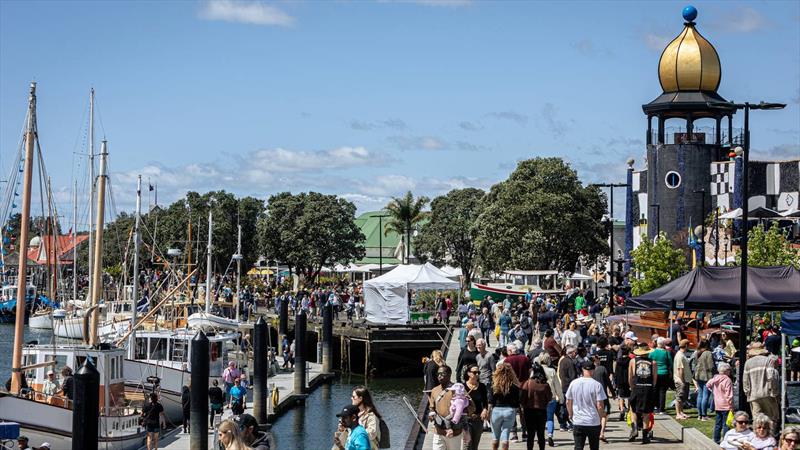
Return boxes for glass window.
[210,342,222,362]
[135,338,148,360]
[665,171,682,189]
[149,338,168,361]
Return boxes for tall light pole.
[375,214,390,275]
[709,100,786,410]
[649,204,661,237]
[591,183,630,297]
[692,188,706,266]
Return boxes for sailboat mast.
[186,205,192,295]
[88,140,108,347]
[205,208,213,314]
[10,82,38,394]
[72,180,77,302]
[129,175,142,356]
[235,224,241,322]
[87,88,95,303]
[45,176,55,301]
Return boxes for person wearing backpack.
[351,386,386,450]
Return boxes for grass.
[665,391,717,440]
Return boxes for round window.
[665,171,681,189]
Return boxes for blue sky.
[1,0,798,227]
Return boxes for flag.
[148,184,154,192]
[688,219,697,269]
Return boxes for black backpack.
[378,417,391,448]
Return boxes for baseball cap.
[623,331,638,341]
[336,404,360,418]
[233,413,258,431]
[47,369,55,375]
[40,444,51,449]
[17,436,28,442]
[580,360,596,371]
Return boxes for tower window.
[665,171,682,189]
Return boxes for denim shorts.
[491,406,516,442]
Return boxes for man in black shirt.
[208,379,225,428]
[594,337,615,378]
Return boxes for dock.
[153,361,332,450]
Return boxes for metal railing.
[649,126,743,145]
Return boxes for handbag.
[494,325,500,338]
[726,410,734,428]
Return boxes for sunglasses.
[469,370,479,374]
[736,420,749,425]
[784,438,798,444]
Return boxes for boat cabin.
[0,284,36,301]
[21,344,127,411]
[482,270,561,294]
[131,329,239,377]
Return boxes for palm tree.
[384,191,429,263]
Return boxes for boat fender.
[271,387,279,408]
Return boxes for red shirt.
[505,354,532,383]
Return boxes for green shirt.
[649,348,672,375]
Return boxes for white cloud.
[642,32,672,52]
[388,135,447,150]
[198,0,294,27]
[711,7,770,33]
[245,146,391,173]
[487,111,528,126]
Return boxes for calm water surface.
[270,376,423,450]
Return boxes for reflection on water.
[270,376,423,450]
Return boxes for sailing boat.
[0,83,147,449]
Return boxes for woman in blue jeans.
[488,364,522,450]
[694,340,716,421]
[538,353,564,447]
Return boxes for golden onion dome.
[658,6,721,93]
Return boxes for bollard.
[253,316,268,424]
[278,298,288,355]
[190,331,209,450]
[72,359,100,450]
[294,310,307,394]
[322,302,333,373]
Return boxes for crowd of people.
[423,289,798,450]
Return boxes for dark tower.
[642,6,736,244]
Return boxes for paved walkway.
[422,329,694,450]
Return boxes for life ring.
[271,387,279,408]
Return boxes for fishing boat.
[1,83,146,449]
[113,179,241,423]
[0,284,38,324]
[469,270,564,303]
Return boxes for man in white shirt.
[566,360,608,450]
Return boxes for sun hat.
[747,342,769,357]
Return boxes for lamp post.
[692,188,706,266]
[375,214,390,275]
[708,100,786,410]
[649,204,661,237]
[591,183,630,297]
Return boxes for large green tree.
[630,232,688,296]
[414,188,485,287]
[384,191,429,263]
[737,223,799,268]
[257,192,365,281]
[474,158,608,272]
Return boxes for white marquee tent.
[363,263,460,324]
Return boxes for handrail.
[403,322,453,450]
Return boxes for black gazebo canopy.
[628,266,800,312]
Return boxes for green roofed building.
[354,210,405,265]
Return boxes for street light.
[708,100,786,410]
[375,214,390,275]
[649,204,661,237]
[692,188,706,267]
[591,182,630,297]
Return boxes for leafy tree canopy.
[414,187,485,287]
[737,223,799,268]
[630,232,688,296]
[475,157,608,272]
[257,192,365,280]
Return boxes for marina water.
[0,324,423,448]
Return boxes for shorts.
[630,386,655,414]
[675,382,690,403]
[146,424,161,433]
[617,384,631,399]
